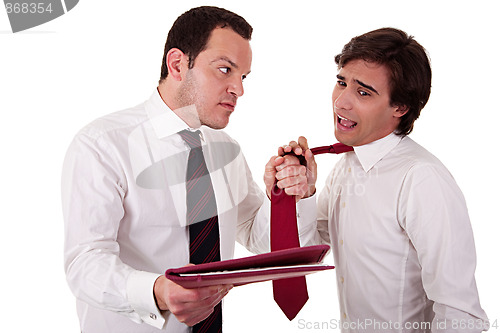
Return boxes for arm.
[399,164,489,332]
[63,133,156,324]
[62,133,229,328]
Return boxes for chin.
[204,119,229,130]
[335,130,356,147]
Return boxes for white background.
[1,0,499,331]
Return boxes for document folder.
[165,244,333,288]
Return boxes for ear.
[393,104,409,118]
[166,48,187,81]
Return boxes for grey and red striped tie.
[179,129,222,333]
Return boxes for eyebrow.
[337,74,379,95]
[211,56,238,68]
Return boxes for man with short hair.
[62,6,311,332]
[284,28,489,332]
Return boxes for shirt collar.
[145,89,204,141]
[353,133,404,172]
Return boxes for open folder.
[165,244,333,288]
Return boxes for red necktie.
[271,143,353,320]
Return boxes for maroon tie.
[271,143,353,320]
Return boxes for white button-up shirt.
[62,90,315,332]
[314,133,488,332]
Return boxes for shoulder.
[394,137,460,194]
[66,102,148,160]
[392,136,450,175]
[76,102,147,143]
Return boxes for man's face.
[176,27,252,129]
[332,59,405,146]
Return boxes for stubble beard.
[176,70,229,130]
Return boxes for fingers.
[274,155,308,198]
[280,136,310,157]
[154,275,232,327]
[297,136,309,150]
[173,285,231,326]
[304,148,317,197]
[275,154,301,172]
[275,137,318,199]
[269,137,314,199]
[264,156,279,199]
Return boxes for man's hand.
[264,136,317,200]
[153,273,232,327]
[264,154,307,200]
[278,136,317,198]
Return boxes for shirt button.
[343,313,347,319]
[342,202,346,208]
[340,277,344,283]
[348,167,351,173]
[340,239,344,246]
[150,313,157,320]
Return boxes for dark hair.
[159,6,253,83]
[335,28,432,135]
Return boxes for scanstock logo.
[3,0,79,33]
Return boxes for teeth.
[337,114,357,128]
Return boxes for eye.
[337,80,347,87]
[358,90,371,97]
[219,67,230,74]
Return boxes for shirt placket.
[337,163,352,328]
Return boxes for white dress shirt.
[62,90,315,332]
[313,133,488,332]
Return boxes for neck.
[157,83,201,128]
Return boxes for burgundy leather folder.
[165,244,333,288]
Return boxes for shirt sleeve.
[315,168,337,246]
[297,194,320,247]
[235,155,268,254]
[398,163,489,332]
[62,132,167,329]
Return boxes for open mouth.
[337,114,357,129]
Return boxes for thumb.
[264,156,279,198]
[304,149,317,175]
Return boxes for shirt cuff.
[127,270,167,329]
[296,193,318,246]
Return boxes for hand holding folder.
[165,244,333,288]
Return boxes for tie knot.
[179,129,202,149]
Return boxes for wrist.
[153,275,168,311]
[304,186,316,198]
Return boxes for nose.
[228,76,244,97]
[332,86,352,111]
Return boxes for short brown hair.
[159,6,252,83]
[335,28,432,135]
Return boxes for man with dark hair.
[284,28,489,331]
[62,6,312,332]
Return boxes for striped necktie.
[179,129,222,333]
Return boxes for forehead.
[339,59,392,93]
[199,27,252,69]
